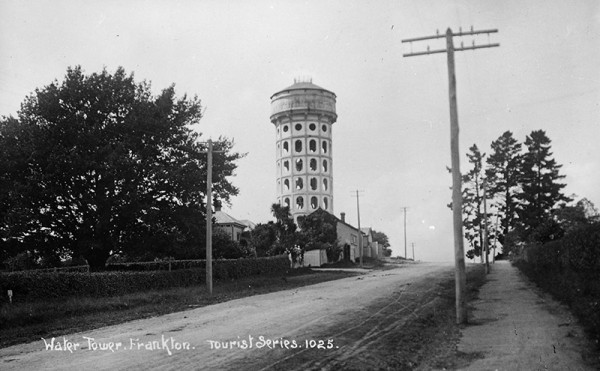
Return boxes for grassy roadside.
[1,268,361,348]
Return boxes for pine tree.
[518,130,570,237]
[485,131,522,246]
[461,144,487,260]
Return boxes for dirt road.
[1,262,457,370]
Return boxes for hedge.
[0,255,290,303]
[516,223,600,347]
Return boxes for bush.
[0,256,290,303]
[516,222,600,347]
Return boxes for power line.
[401,26,500,325]
[351,190,365,268]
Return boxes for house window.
[352,234,357,244]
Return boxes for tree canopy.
[0,66,243,269]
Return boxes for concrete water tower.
[270,78,337,223]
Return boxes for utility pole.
[400,207,408,259]
[201,139,223,295]
[493,213,499,263]
[402,27,499,324]
[483,181,490,274]
[352,190,365,268]
[412,242,415,261]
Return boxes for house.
[213,205,247,242]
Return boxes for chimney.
[340,212,346,223]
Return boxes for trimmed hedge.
[516,223,600,347]
[0,256,290,303]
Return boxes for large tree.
[0,66,243,269]
[518,130,570,238]
[485,131,522,246]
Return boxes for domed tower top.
[270,78,337,124]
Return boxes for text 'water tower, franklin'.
[270,78,337,223]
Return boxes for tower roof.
[271,80,336,99]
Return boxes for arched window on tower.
[323,178,328,191]
[296,196,304,210]
[295,140,303,153]
[295,177,303,190]
[322,140,328,154]
[283,141,289,153]
[311,196,318,210]
[284,198,290,208]
[310,158,317,171]
[323,159,328,172]
[284,179,290,191]
[309,140,317,153]
[323,197,329,210]
[295,159,303,172]
[310,177,318,191]
[283,160,290,172]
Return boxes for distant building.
[270,78,337,224]
[213,205,247,242]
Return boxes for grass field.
[1,268,360,348]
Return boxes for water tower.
[270,78,337,223]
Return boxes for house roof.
[239,219,256,230]
[214,210,246,228]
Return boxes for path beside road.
[458,260,596,370]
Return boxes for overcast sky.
[1,0,599,261]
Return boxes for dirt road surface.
[458,260,597,370]
[1,262,456,370]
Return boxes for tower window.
[323,159,328,172]
[295,159,303,172]
[311,196,318,210]
[296,196,304,210]
[283,160,290,172]
[295,123,302,131]
[284,179,290,190]
[283,141,289,153]
[322,141,328,154]
[309,123,316,131]
[295,177,303,190]
[309,140,317,153]
[284,198,290,208]
[323,197,328,210]
[310,177,318,191]
[323,178,328,190]
[295,140,303,153]
[322,124,327,132]
[283,125,289,132]
[310,158,317,171]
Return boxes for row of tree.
[458,130,598,259]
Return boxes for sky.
[1,0,599,262]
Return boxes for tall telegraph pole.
[400,207,408,259]
[402,27,499,324]
[352,190,365,268]
[202,139,223,295]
